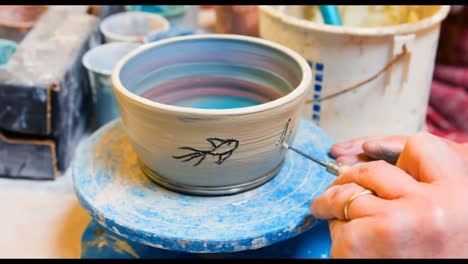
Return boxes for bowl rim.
[99,11,170,42]
[82,42,142,76]
[111,34,313,116]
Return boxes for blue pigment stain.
[174,96,263,109]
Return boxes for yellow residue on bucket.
[298,5,441,27]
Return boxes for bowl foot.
[139,159,284,196]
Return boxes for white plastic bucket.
[259,5,451,142]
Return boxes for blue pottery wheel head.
[72,119,336,253]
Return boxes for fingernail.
[363,141,400,163]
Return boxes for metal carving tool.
[283,143,349,176]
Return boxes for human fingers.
[330,136,388,158]
[362,136,408,164]
[396,132,468,183]
[331,136,406,162]
[311,182,387,221]
[328,219,347,258]
[335,136,406,166]
[331,160,418,199]
[328,218,387,258]
[336,153,372,166]
[336,155,361,166]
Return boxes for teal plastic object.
[126,5,186,17]
[319,6,342,26]
[0,39,18,69]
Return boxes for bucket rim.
[259,5,451,36]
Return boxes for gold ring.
[343,189,375,222]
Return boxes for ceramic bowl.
[82,42,141,126]
[112,34,312,196]
[99,11,170,43]
[143,28,194,44]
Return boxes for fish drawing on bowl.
[172,137,240,167]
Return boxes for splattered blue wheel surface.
[72,119,336,253]
[81,220,332,258]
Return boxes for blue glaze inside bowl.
[0,39,18,69]
[119,38,303,110]
[176,96,263,109]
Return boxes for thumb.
[396,132,467,183]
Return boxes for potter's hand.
[311,133,468,258]
[330,135,468,166]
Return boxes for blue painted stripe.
[315,63,324,71]
[311,61,324,124]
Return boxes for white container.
[99,11,170,43]
[259,5,450,142]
